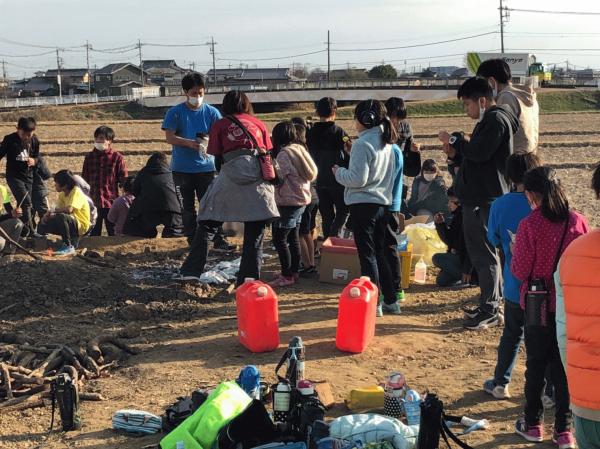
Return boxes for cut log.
[60,347,92,379]
[6,365,32,375]
[10,372,45,385]
[1,363,14,400]
[80,392,106,401]
[3,397,50,412]
[87,335,138,362]
[30,347,62,377]
[16,345,54,355]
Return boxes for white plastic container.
[414,257,427,284]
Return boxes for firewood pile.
[0,333,138,412]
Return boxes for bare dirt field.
[0,112,599,449]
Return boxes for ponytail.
[354,99,397,145]
[381,115,397,145]
[524,167,570,222]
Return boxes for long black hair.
[354,99,396,144]
[53,169,77,191]
[524,166,570,222]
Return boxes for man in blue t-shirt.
[483,153,550,400]
[162,73,230,247]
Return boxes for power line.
[217,49,326,62]
[329,31,498,52]
[507,7,600,16]
[507,48,600,51]
[0,50,57,58]
[142,42,211,48]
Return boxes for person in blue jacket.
[483,152,545,399]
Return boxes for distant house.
[330,68,369,81]
[93,63,150,96]
[45,68,93,94]
[428,66,461,77]
[205,68,301,88]
[143,60,187,85]
[19,77,55,97]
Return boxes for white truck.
[466,52,552,84]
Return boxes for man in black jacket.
[439,77,519,330]
[0,117,39,237]
[432,188,472,287]
[306,97,350,238]
[123,153,183,238]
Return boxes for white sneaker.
[172,272,202,282]
[483,378,511,399]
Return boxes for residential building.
[45,68,93,94]
[93,63,150,96]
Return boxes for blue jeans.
[575,415,600,449]
[432,252,462,286]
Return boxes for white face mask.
[490,80,498,98]
[423,173,436,182]
[94,142,107,151]
[188,95,203,108]
[478,103,486,122]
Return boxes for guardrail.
[205,78,467,93]
[0,94,137,109]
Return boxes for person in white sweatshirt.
[333,99,401,316]
[477,58,540,154]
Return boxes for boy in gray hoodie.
[477,59,539,154]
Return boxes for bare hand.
[27,157,35,167]
[462,273,472,284]
[442,142,456,158]
[411,142,421,153]
[343,138,352,154]
[188,140,201,151]
[438,130,451,145]
[11,207,22,218]
[433,212,445,224]
[332,165,339,175]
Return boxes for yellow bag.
[345,386,384,411]
[404,224,447,266]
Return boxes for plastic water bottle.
[403,389,421,426]
[414,258,427,284]
[397,234,409,252]
[273,380,292,423]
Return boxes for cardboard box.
[319,238,414,288]
[319,238,362,285]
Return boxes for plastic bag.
[403,223,447,266]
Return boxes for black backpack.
[289,390,326,445]
[217,399,277,449]
[50,366,81,432]
[417,394,474,449]
[162,389,209,432]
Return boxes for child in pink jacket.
[511,166,589,448]
[270,121,317,287]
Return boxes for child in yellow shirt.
[38,170,90,256]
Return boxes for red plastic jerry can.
[236,278,280,353]
[335,276,378,353]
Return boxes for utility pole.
[327,30,331,82]
[85,40,91,94]
[499,0,510,54]
[1,60,7,100]
[208,36,217,86]
[56,48,62,99]
[138,39,144,87]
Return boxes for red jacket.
[511,208,589,312]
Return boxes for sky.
[1,0,600,78]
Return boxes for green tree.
[368,64,398,80]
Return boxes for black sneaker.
[462,306,481,319]
[463,310,499,330]
[213,238,236,251]
[299,265,317,277]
